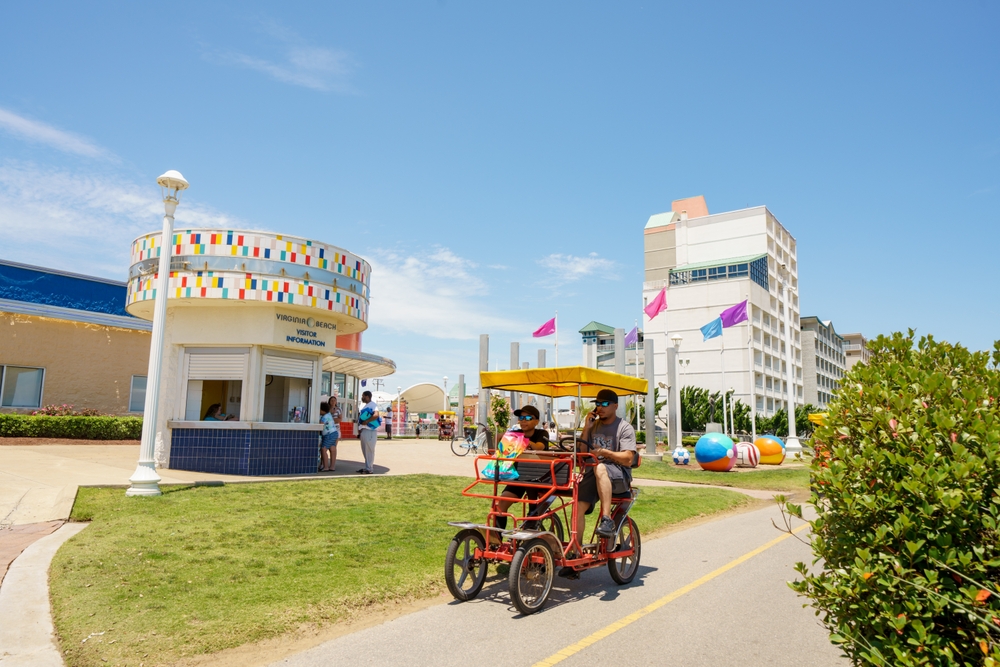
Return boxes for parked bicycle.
[451,423,493,456]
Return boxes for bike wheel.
[451,437,469,457]
[445,530,488,601]
[508,538,554,615]
[524,513,564,544]
[608,517,641,585]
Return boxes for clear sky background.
[1,2,997,393]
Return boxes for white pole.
[127,172,188,496]
[748,299,757,443]
[781,273,802,456]
[720,335,728,437]
[554,310,559,368]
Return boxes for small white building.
[642,196,802,417]
[580,321,645,376]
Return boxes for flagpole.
[747,295,756,443]
[719,328,729,435]
[554,310,559,368]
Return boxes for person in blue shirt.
[320,399,341,472]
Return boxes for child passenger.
[320,399,341,472]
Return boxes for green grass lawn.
[635,458,811,492]
[52,475,749,667]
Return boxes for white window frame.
[128,375,147,413]
[178,347,250,421]
[0,365,46,409]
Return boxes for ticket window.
[261,354,316,423]
[182,349,248,421]
[185,380,244,421]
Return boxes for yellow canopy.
[808,412,827,426]
[480,366,648,399]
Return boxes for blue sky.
[1,2,997,393]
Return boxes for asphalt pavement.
[269,502,847,667]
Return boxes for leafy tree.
[784,332,1000,665]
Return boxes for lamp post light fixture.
[779,264,803,457]
[127,170,188,497]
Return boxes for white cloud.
[366,247,528,341]
[537,252,616,288]
[210,22,355,93]
[0,108,112,159]
[0,161,243,278]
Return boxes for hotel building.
[800,316,846,408]
[642,196,802,417]
[842,332,871,370]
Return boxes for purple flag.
[624,326,638,348]
[719,299,749,328]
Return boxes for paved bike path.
[269,503,846,667]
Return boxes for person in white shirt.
[357,390,379,474]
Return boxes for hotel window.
[0,366,44,408]
[129,375,147,413]
[183,349,248,421]
[262,353,316,423]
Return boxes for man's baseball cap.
[513,405,540,419]
[593,389,618,404]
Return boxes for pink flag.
[644,288,667,319]
[532,317,556,338]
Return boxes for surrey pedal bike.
[451,422,493,456]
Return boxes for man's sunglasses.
[517,414,536,421]
[593,400,613,407]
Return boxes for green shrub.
[682,435,699,446]
[788,332,1000,665]
[0,414,142,440]
[636,431,646,444]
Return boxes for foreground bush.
[0,414,142,439]
[790,332,1000,665]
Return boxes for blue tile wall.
[170,428,320,476]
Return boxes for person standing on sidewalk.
[357,391,380,474]
[385,411,393,440]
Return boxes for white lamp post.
[127,170,188,497]
[670,334,683,449]
[397,385,402,436]
[442,376,448,413]
[779,264,803,457]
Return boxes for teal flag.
[701,317,723,341]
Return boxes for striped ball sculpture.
[694,433,736,472]
[755,435,786,465]
[735,442,760,468]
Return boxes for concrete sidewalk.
[0,438,471,526]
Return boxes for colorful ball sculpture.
[735,442,760,468]
[755,435,786,465]
[694,433,736,472]
[672,447,691,465]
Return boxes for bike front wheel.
[451,438,470,456]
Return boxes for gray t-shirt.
[589,417,637,478]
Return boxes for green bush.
[682,435,699,446]
[788,332,1000,665]
[0,414,142,440]
[636,431,646,444]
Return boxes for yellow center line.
[532,523,810,667]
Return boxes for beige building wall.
[0,312,150,415]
